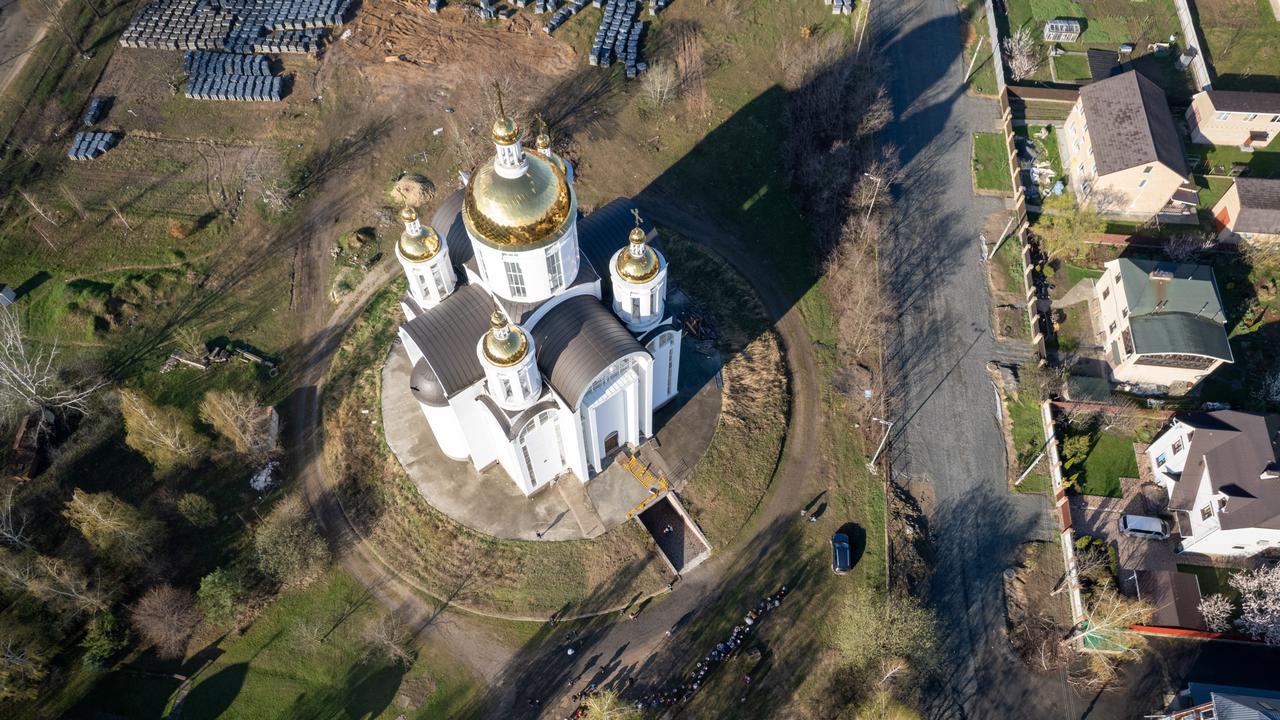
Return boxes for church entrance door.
[603,431,620,455]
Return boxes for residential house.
[1093,258,1233,390]
[1158,683,1280,720]
[1145,411,1280,558]
[1211,177,1280,243]
[1064,70,1192,218]
[1186,90,1280,148]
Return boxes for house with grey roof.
[1187,90,1280,148]
[1211,177,1280,243]
[1092,257,1233,390]
[1144,410,1280,558]
[1063,70,1195,218]
[1158,684,1280,720]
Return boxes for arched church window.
[504,257,526,299]
[431,265,447,297]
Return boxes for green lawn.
[1053,53,1092,83]
[1196,0,1280,92]
[1009,393,1051,493]
[962,0,1001,96]
[1062,263,1104,289]
[1188,143,1280,179]
[1072,431,1139,498]
[175,570,479,720]
[1194,175,1235,213]
[992,235,1028,296]
[1177,564,1241,604]
[973,132,1013,193]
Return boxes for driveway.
[870,0,1072,716]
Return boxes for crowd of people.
[630,584,790,710]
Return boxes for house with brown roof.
[1186,90,1280,148]
[1210,177,1280,243]
[1063,71,1194,218]
[1144,411,1280,558]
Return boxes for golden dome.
[616,227,660,283]
[399,206,418,223]
[535,132,551,151]
[463,153,573,248]
[398,225,442,262]
[482,311,529,367]
[492,116,519,145]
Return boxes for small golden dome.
[535,132,551,151]
[617,229,660,283]
[398,225,442,262]
[482,311,529,366]
[399,206,418,223]
[463,152,573,248]
[492,116,519,145]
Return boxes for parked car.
[831,533,851,574]
[1118,514,1170,540]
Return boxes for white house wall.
[1182,527,1280,557]
[1145,420,1194,492]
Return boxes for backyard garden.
[1193,0,1280,92]
[973,131,1014,193]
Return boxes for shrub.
[81,612,129,668]
[197,568,246,627]
[254,495,330,588]
[131,585,201,660]
[177,493,218,528]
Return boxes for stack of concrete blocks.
[82,97,108,127]
[183,50,284,101]
[120,0,350,55]
[67,132,120,160]
[589,0,637,68]
[831,0,851,15]
[543,0,587,33]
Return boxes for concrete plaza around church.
[380,334,722,541]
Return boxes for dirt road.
[0,0,46,98]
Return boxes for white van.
[1118,514,1170,540]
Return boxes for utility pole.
[862,172,884,229]
[866,417,893,474]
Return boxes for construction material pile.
[824,0,853,15]
[119,0,351,54]
[541,0,588,33]
[588,0,653,78]
[67,132,121,161]
[183,50,286,100]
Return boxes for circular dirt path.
[288,184,823,702]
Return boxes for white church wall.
[449,383,502,470]
[647,329,681,410]
[422,403,469,460]
[609,251,667,334]
[578,353,654,472]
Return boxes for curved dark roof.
[532,295,646,409]
[430,189,474,267]
[577,198,657,278]
[400,283,494,397]
[475,395,560,440]
[409,359,448,406]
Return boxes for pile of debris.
[67,131,121,161]
[183,50,286,101]
[824,0,853,15]
[588,0,652,78]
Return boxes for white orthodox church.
[392,111,682,496]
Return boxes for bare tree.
[0,307,104,424]
[1165,232,1214,263]
[30,555,111,614]
[119,389,205,473]
[199,390,277,462]
[640,62,680,108]
[1198,593,1234,633]
[1252,366,1280,407]
[362,615,414,667]
[0,486,30,550]
[1068,586,1153,649]
[63,489,161,569]
[1098,397,1145,435]
[1003,27,1042,82]
[674,26,710,120]
[170,326,208,359]
[0,636,48,702]
[1230,564,1280,645]
[131,585,201,660]
[582,690,642,720]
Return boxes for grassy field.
[1008,392,1051,493]
[1053,53,1092,83]
[1188,143,1280,179]
[1070,431,1139,498]
[169,570,478,719]
[973,132,1013,193]
[961,0,1001,96]
[1195,0,1280,92]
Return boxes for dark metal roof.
[1204,90,1280,115]
[578,198,657,279]
[1080,70,1188,176]
[430,189,474,268]
[409,358,449,406]
[532,295,646,409]
[1128,313,1234,361]
[1114,258,1231,361]
[475,395,560,440]
[399,283,494,397]
[1232,178,1280,234]
[1168,411,1280,531]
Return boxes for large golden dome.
[463,152,573,249]
[399,225,442,262]
[482,311,529,367]
[616,226,660,283]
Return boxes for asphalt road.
[869,0,1078,717]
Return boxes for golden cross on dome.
[631,208,643,227]
[493,81,506,119]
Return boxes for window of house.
[545,247,564,291]
[1246,113,1259,121]
[1156,453,1167,466]
[1137,179,1148,189]
[650,286,659,311]
[1172,438,1184,454]
[518,369,532,396]
[1077,161,1085,173]
[1122,307,1128,318]
[1109,321,1117,333]
[1102,287,1111,300]
[1233,545,1247,550]
[1143,165,1153,174]
[1201,504,1213,520]
[1271,116,1280,124]
[667,339,676,395]
[1215,112,1229,121]
[504,257,526,298]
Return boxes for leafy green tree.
[177,493,218,528]
[1036,194,1103,262]
[119,389,205,474]
[254,495,329,588]
[197,568,245,627]
[1061,433,1092,470]
[63,489,161,569]
[81,612,129,668]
